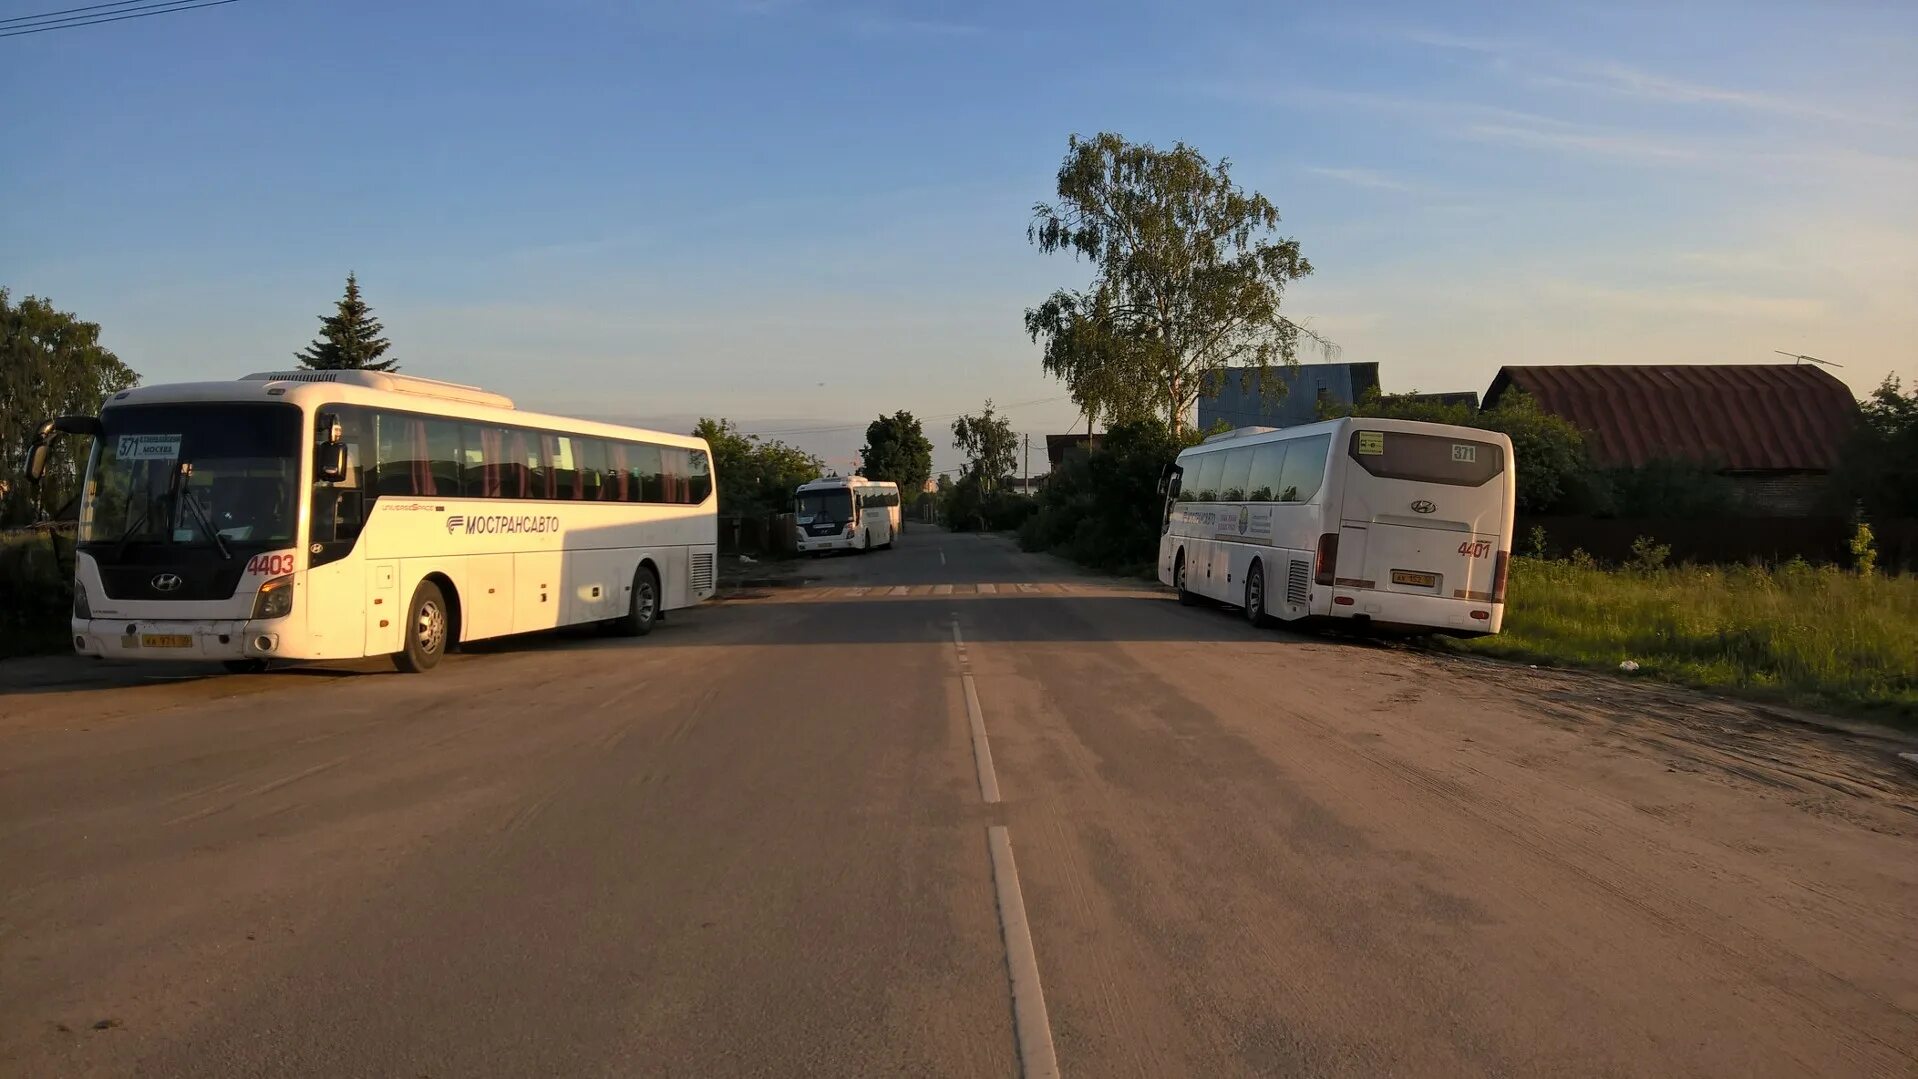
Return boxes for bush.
[1,528,74,657]
[1020,418,1180,572]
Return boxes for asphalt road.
[3,529,1915,1077]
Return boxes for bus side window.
[1220,448,1254,501]
[1279,435,1330,503]
[577,438,607,501]
[1189,452,1225,502]
[1246,442,1286,502]
[629,442,664,502]
[686,450,712,504]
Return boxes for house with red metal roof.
[1481,364,1860,515]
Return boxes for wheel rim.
[1249,569,1264,617]
[637,580,656,623]
[415,598,446,655]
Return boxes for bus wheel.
[222,658,268,674]
[1175,552,1199,606]
[1245,561,1272,628]
[614,565,660,637]
[393,580,449,673]
[862,531,872,552]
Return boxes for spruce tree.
[296,272,398,371]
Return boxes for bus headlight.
[73,585,92,620]
[251,574,295,620]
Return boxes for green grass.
[1450,557,1918,722]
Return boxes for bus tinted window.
[687,450,712,504]
[1278,435,1330,502]
[1189,452,1225,501]
[1219,448,1254,501]
[1246,442,1286,502]
[629,443,664,502]
[1348,430,1502,487]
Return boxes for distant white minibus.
[27,369,717,672]
[1158,417,1516,635]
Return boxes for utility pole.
[1023,434,1030,495]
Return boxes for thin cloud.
[1304,166,1414,192]
[1383,24,1907,130]
[1461,121,1704,163]
[846,13,982,37]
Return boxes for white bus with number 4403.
[1157,416,1516,635]
[25,369,718,673]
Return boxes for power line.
[1,0,151,26]
[750,395,1076,438]
[1,0,242,38]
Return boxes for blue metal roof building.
[1197,362,1382,431]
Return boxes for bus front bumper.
[797,535,859,552]
[73,617,290,661]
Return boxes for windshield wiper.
[113,496,155,561]
[176,464,230,560]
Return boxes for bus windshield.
[80,403,302,551]
[796,489,853,523]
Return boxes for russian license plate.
[140,634,193,648]
[1391,570,1438,588]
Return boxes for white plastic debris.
[739,554,757,564]
[1619,660,1641,673]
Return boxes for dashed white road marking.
[988,826,1060,1079]
[940,550,947,566]
[962,675,1000,804]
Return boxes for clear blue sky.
[5,0,1913,475]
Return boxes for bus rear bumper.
[1327,591,1505,634]
[73,617,293,661]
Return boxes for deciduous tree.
[0,289,138,524]
[1025,132,1327,435]
[951,401,1017,492]
[859,411,933,500]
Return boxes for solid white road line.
[963,675,1001,804]
[988,826,1060,1079]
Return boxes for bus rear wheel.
[613,565,660,637]
[392,580,449,673]
[1245,561,1272,628]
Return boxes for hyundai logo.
[1410,500,1437,514]
[151,573,183,592]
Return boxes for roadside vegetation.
[0,528,73,658]
[1449,552,1918,721]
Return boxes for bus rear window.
[1348,430,1504,487]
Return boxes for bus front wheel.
[393,580,449,673]
[1175,552,1199,606]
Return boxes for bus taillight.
[1313,532,1339,586]
[1492,550,1510,603]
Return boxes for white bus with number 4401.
[1157,416,1516,635]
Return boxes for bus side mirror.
[317,441,348,483]
[25,441,52,483]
